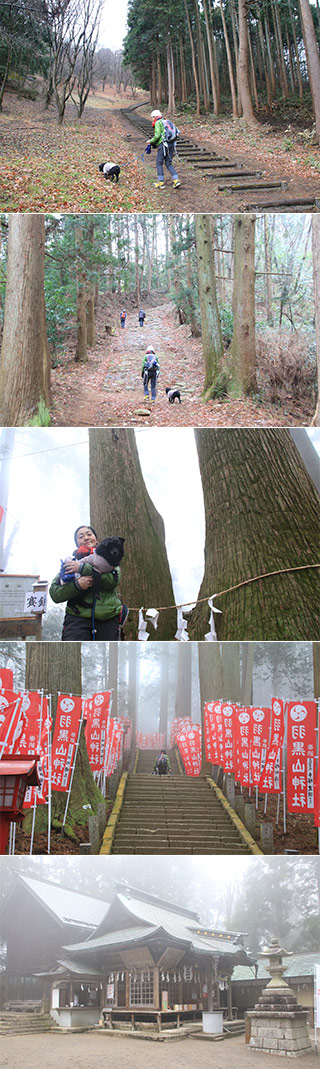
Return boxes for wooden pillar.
[207,962,213,1011]
[227,977,232,1019]
[154,967,160,1009]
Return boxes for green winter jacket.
[49,562,122,620]
[150,118,165,147]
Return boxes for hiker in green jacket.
[50,524,124,641]
[146,110,180,190]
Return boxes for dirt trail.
[51,300,306,428]
[117,107,320,214]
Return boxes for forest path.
[117,107,320,213]
[51,297,299,428]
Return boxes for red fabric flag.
[204,702,221,763]
[286,701,317,814]
[233,707,252,788]
[14,693,49,755]
[314,725,320,828]
[0,668,13,690]
[176,726,201,776]
[84,691,111,773]
[104,719,124,776]
[258,698,285,793]
[170,717,192,747]
[221,702,236,773]
[23,714,52,809]
[249,707,271,786]
[51,694,82,792]
[0,690,26,752]
[136,731,166,750]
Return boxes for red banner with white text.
[136,731,166,750]
[0,691,27,753]
[204,702,221,763]
[258,698,284,793]
[84,691,111,773]
[104,719,124,776]
[176,727,201,776]
[170,717,192,747]
[287,701,317,814]
[51,694,82,792]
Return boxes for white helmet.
[151,110,162,120]
[146,346,155,354]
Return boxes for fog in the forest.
[0,642,314,734]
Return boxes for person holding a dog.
[142,346,160,403]
[50,525,128,641]
[146,110,180,190]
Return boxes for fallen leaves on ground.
[51,296,312,428]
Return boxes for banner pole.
[102,694,113,796]
[62,699,84,830]
[29,690,44,856]
[29,805,37,855]
[47,694,52,856]
[283,703,287,836]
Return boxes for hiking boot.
[173,179,181,188]
[154,181,165,189]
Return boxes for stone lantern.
[248,937,313,1057]
[0,754,40,854]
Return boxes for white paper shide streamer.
[145,608,159,630]
[205,595,222,641]
[175,607,189,641]
[138,607,149,641]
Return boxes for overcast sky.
[99,0,128,50]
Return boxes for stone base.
[248,998,313,1057]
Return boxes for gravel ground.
[1,1033,319,1069]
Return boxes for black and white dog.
[166,387,181,404]
[99,162,120,183]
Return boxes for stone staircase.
[111,749,255,854]
[0,1010,53,1035]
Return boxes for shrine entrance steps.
[0,1011,53,1035]
[111,750,256,854]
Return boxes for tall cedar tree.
[89,429,176,639]
[0,216,50,425]
[189,429,320,641]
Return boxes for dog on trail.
[99,162,120,183]
[166,387,181,404]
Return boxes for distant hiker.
[154,750,171,775]
[120,310,126,328]
[166,387,181,404]
[146,110,180,190]
[139,309,146,327]
[50,525,128,641]
[99,162,120,183]
[142,346,160,403]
